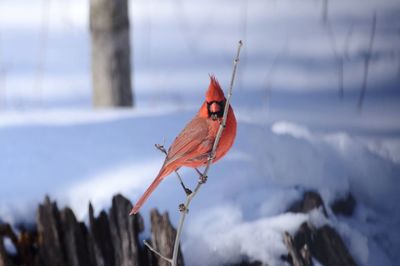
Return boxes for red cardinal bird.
[130,76,237,215]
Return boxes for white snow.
[0,0,399,265]
[185,208,309,266]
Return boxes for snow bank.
[0,107,399,265]
[185,207,309,266]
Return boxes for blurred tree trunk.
[90,0,133,107]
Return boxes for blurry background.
[0,0,399,265]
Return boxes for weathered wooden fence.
[0,192,357,266]
[0,195,182,266]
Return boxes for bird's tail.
[129,166,172,215]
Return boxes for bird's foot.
[198,174,208,184]
[207,154,216,162]
[194,168,208,184]
[184,188,193,196]
[179,204,188,213]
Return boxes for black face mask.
[207,100,226,120]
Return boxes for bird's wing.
[165,116,211,166]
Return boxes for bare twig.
[326,21,344,98]
[144,240,173,263]
[171,40,243,266]
[358,12,377,111]
[326,20,354,99]
[145,40,243,266]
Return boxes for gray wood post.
[90,0,133,107]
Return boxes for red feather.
[130,76,237,215]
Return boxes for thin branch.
[145,41,243,265]
[143,240,172,264]
[325,14,354,99]
[170,40,243,266]
[358,12,377,111]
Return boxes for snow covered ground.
[0,0,400,265]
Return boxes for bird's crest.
[206,75,225,102]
